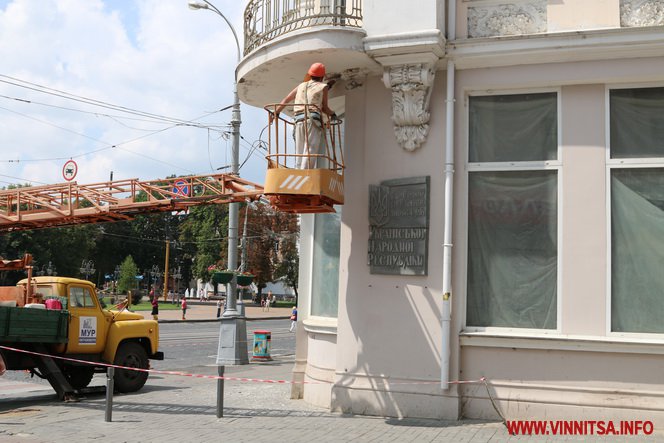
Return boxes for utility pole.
[188,0,248,365]
[163,240,170,302]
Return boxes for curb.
[158,316,290,324]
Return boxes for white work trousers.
[294,118,324,169]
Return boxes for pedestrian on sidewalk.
[216,299,222,318]
[181,297,187,320]
[290,306,298,332]
[151,291,159,321]
[0,352,6,376]
[264,292,271,312]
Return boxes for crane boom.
[0,173,263,233]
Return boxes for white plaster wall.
[548,0,620,32]
[330,73,460,419]
[362,0,444,37]
[559,84,607,336]
[461,346,664,427]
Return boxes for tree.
[117,255,139,295]
[179,204,229,282]
[273,220,299,304]
[243,203,299,299]
[0,224,98,286]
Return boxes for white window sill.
[303,316,338,335]
[460,332,664,355]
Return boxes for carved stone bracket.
[364,30,444,152]
[364,29,445,152]
[341,68,369,90]
[382,62,436,152]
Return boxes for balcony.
[238,0,377,109]
[244,0,363,56]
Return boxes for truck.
[0,269,163,400]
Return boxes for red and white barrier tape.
[0,345,487,387]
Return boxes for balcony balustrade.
[244,0,363,55]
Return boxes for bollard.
[216,365,224,418]
[105,366,115,422]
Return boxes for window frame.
[463,87,563,335]
[605,83,664,339]
[69,285,96,309]
[307,206,342,319]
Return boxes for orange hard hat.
[307,62,326,78]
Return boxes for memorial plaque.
[368,176,429,275]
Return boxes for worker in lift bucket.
[270,62,339,169]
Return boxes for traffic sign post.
[62,160,78,182]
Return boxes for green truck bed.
[0,306,69,343]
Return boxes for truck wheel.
[113,342,149,393]
[63,365,95,390]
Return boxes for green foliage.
[245,203,299,298]
[179,204,229,281]
[117,256,139,294]
[274,228,299,303]
[0,224,99,286]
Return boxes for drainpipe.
[441,0,456,391]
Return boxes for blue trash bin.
[252,330,272,361]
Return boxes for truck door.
[66,284,108,354]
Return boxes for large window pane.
[469,93,558,163]
[311,208,341,317]
[610,88,664,159]
[611,168,664,333]
[467,171,558,329]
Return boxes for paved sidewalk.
[2,359,657,443]
[135,301,291,323]
[0,357,508,443]
[1,304,660,442]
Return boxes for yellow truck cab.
[0,276,162,398]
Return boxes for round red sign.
[62,159,78,181]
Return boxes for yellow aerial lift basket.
[263,104,344,213]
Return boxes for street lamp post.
[172,266,182,298]
[80,259,96,281]
[188,0,248,366]
[114,265,120,294]
[39,261,57,277]
[150,265,162,293]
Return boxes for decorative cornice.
[621,0,664,27]
[467,0,547,38]
[449,26,664,70]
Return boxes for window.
[69,286,95,308]
[610,87,664,333]
[466,92,559,329]
[610,87,664,159]
[469,93,558,163]
[310,207,341,317]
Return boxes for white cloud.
[0,0,267,188]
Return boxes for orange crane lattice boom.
[0,174,263,232]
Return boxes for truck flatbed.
[0,306,69,344]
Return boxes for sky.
[0,0,268,189]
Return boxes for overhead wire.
[0,73,269,182]
[0,74,214,127]
[0,92,183,126]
